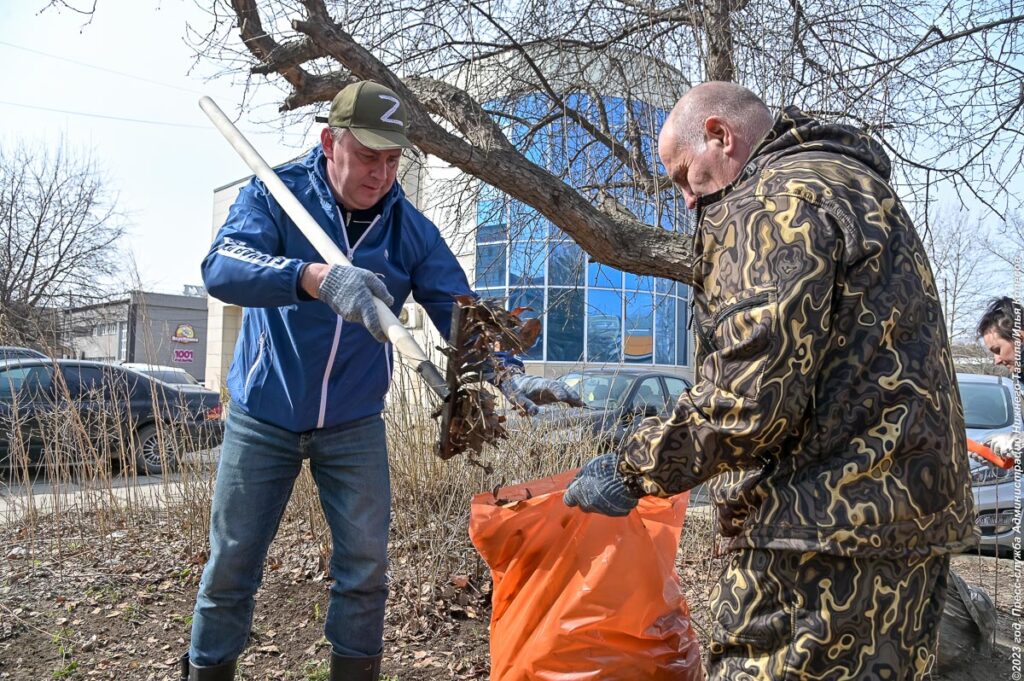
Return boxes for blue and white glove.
[563,453,640,516]
[318,265,394,343]
[983,432,1022,459]
[499,367,585,416]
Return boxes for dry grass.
[0,344,1016,680]
[1,358,715,631]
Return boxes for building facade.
[468,90,691,373]
[63,290,209,380]
[205,51,693,392]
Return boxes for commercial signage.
[172,324,199,344]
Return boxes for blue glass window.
[624,272,653,291]
[509,240,545,287]
[477,91,691,367]
[656,278,676,296]
[478,196,504,224]
[477,288,504,301]
[676,298,690,366]
[477,194,508,243]
[509,202,547,242]
[660,201,691,233]
[478,222,507,244]
[624,292,653,364]
[548,237,584,287]
[588,259,622,289]
[587,290,622,362]
[655,293,676,365]
[509,287,545,360]
[475,243,506,288]
[547,288,584,362]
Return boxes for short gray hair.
[329,127,349,144]
[668,82,773,152]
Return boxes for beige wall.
[204,181,245,391]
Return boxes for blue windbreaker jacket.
[202,146,473,432]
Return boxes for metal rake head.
[433,296,540,467]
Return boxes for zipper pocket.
[711,292,772,329]
[243,332,267,394]
[692,299,719,354]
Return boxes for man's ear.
[320,128,335,159]
[704,116,734,152]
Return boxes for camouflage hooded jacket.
[619,108,977,558]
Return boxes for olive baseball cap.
[315,81,413,150]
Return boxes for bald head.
[663,82,773,153]
[658,82,774,209]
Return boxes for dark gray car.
[0,358,223,475]
[535,368,692,449]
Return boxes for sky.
[2,1,1021,301]
[0,0,318,295]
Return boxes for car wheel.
[133,423,175,475]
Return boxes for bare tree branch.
[191,0,1023,286]
[0,141,126,345]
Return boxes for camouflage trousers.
[708,549,950,680]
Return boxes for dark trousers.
[708,549,950,680]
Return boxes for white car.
[958,372,1022,556]
[122,363,206,391]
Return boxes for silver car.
[958,372,1022,556]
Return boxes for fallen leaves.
[435,296,542,465]
[0,512,492,680]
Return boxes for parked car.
[958,372,1022,556]
[122,363,205,390]
[535,368,693,450]
[0,359,224,475]
[0,346,46,362]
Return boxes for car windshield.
[0,365,51,397]
[560,373,633,409]
[959,380,1014,430]
[0,366,32,394]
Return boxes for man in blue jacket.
[180,81,582,681]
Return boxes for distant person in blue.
[179,81,582,681]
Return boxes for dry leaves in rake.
[433,295,541,469]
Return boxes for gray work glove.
[563,453,640,517]
[499,368,585,416]
[982,432,1022,459]
[318,265,394,343]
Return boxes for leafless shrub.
[1,356,718,631]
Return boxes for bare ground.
[0,513,492,680]
[0,511,1020,680]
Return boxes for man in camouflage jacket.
[564,82,977,680]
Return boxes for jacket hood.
[694,107,893,213]
[752,106,892,180]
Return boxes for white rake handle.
[199,96,448,397]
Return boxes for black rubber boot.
[330,651,381,681]
[178,652,237,680]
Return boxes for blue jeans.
[189,405,390,666]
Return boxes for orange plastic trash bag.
[469,469,703,681]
